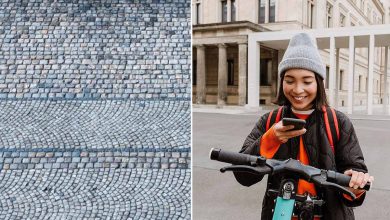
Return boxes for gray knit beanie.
[278,32,326,79]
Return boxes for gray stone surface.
[0,0,191,219]
[0,168,191,219]
[0,0,191,100]
[0,100,190,150]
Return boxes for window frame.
[221,0,228,22]
[307,0,315,28]
[258,0,266,23]
[326,2,333,28]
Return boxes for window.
[359,75,362,92]
[259,0,266,23]
[340,13,346,27]
[365,77,368,92]
[376,79,379,93]
[326,3,333,28]
[269,0,275,22]
[228,59,235,86]
[231,0,236,22]
[220,0,236,22]
[195,3,201,24]
[326,66,330,88]
[260,59,270,86]
[339,70,344,90]
[307,0,315,28]
[222,0,228,22]
[193,60,197,85]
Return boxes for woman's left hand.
[344,169,374,194]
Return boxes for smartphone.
[282,118,306,130]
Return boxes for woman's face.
[283,69,317,111]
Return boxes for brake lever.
[220,165,272,176]
[311,175,356,200]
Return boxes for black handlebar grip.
[330,171,371,191]
[332,172,351,187]
[210,148,258,165]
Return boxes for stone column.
[265,0,269,23]
[218,44,228,107]
[335,49,340,109]
[238,43,247,106]
[329,36,336,107]
[384,47,389,114]
[247,36,260,108]
[196,45,206,104]
[348,36,355,114]
[227,0,232,22]
[368,35,375,115]
[277,50,285,93]
[271,50,278,98]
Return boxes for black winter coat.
[236,106,368,220]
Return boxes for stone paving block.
[69,163,78,169]
[31,158,40,164]
[36,152,45,158]
[3,164,10,170]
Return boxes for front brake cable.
[220,165,272,176]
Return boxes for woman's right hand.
[272,120,307,143]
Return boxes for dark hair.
[272,72,329,111]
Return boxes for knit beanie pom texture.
[278,33,326,79]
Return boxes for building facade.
[192,0,390,113]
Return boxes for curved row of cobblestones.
[0,100,190,150]
[0,168,190,219]
[0,150,190,170]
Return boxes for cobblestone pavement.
[0,99,190,150]
[0,0,191,218]
[0,100,191,219]
[0,0,191,100]
[0,168,190,219]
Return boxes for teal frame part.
[272,197,295,220]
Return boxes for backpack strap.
[266,106,283,131]
[322,106,340,154]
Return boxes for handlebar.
[210,148,263,166]
[210,148,370,197]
